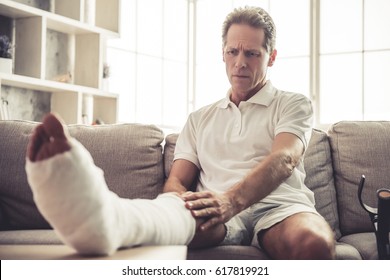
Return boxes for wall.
[1,86,51,122]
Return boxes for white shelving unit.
[0,0,120,124]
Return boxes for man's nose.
[235,52,247,68]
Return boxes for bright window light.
[107,0,390,129]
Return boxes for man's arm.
[228,132,304,210]
[183,132,305,230]
[163,159,199,194]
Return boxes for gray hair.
[222,6,276,54]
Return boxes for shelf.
[0,72,117,98]
[0,0,119,37]
[0,0,120,124]
[0,72,118,125]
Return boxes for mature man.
[26,7,335,259]
[163,6,335,259]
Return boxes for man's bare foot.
[27,113,71,162]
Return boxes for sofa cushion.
[334,241,362,260]
[304,129,341,239]
[0,120,165,230]
[0,230,62,245]
[339,232,379,260]
[328,121,390,235]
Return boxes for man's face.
[223,24,276,102]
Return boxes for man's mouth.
[233,75,249,79]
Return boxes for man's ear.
[268,49,277,67]
[222,48,226,62]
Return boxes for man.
[26,6,335,259]
[163,6,335,259]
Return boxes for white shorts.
[221,202,320,248]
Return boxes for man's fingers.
[185,198,218,210]
[191,206,221,218]
[182,191,213,201]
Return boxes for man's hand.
[181,191,237,231]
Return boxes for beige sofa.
[0,119,389,259]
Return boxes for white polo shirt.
[174,81,315,206]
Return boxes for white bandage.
[25,138,195,255]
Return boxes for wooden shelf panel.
[0,73,117,98]
[0,0,119,37]
[0,1,33,18]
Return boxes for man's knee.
[286,227,335,259]
[260,212,336,259]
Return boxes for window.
[266,0,311,98]
[108,0,390,130]
[319,0,390,126]
[194,0,232,109]
[107,0,189,129]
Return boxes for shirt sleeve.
[173,112,201,169]
[274,93,314,150]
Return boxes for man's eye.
[246,52,260,57]
[226,50,238,55]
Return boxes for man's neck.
[230,81,267,106]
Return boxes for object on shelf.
[51,72,72,83]
[0,35,12,59]
[0,98,10,120]
[0,35,13,74]
[84,0,96,25]
[93,118,105,125]
[49,0,55,13]
[82,114,89,125]
[102,62,111,91]
[103,63,110,79]
[82,95,94,125]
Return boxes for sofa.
[0,119,389,260]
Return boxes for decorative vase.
[102,78,110,91]
[0,57,12,74]
[82,95,94,125]
[84,0,96,25]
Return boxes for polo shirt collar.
[217,80,276,109]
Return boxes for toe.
[27,113,72,162]
[27,124,49,161]
[42,113,69,140]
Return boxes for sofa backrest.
[0,121,47,230]
[328,121,390,235]
[3,118,387,237]
[304,129,341,239]
[0,120,165,230]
